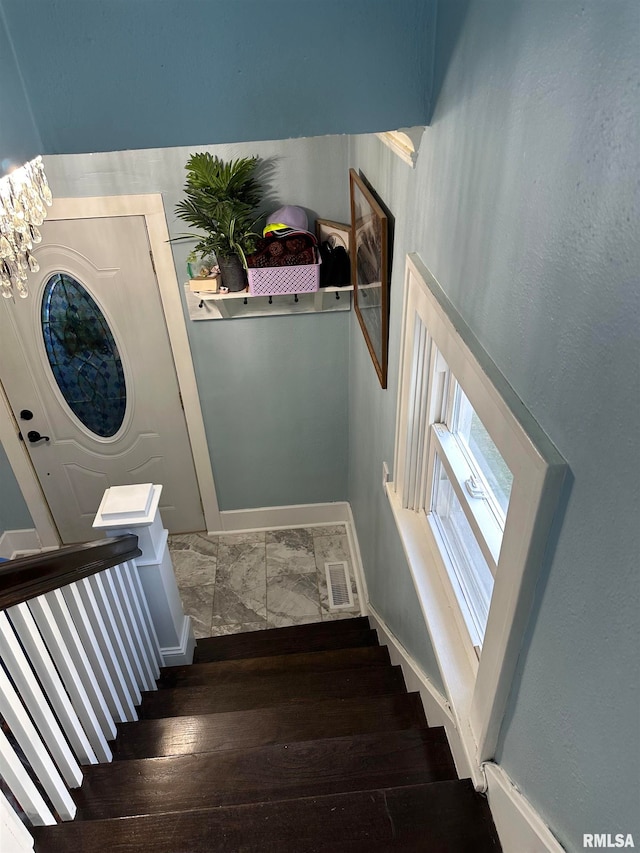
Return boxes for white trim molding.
[376,127,425,168]
[215,501,351,534]
[385,484,482,782]
[365,602,478,782]
[345,503,369,619]
[0,385,60,548]
[160,615,197,668]
[0,194,221,539]
[390,253,568,771]
[0,529,43,560]
[484,763,566,853]
[365,602,566,853]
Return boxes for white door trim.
[0,194,221,540]
[0,383,59,547]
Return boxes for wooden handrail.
[0,534,142,610]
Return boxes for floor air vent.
[325,561,355,610]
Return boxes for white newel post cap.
[93,483,165,564]
[93,483,161,527]
[93,483,194,666]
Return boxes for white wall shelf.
[184,283,353,321]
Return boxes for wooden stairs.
[32,616,501,852]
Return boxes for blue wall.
[44,136,351,511]
[347,2,639,850]
[2,4,638,849]
[0,0,434,158]
[0,5,41,168]
[0,441,33,535]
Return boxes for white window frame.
[389,254,567,779]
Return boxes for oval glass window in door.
[41,273,127,437]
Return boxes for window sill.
[385,482,484,786]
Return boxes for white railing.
[0,534,161,848]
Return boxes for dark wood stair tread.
[73,729,458,819]
[194,617,376,662]
[139,664,405,718]
[158,644,391,688]
[36,780,500,852]
[30,614,502,851]
[114,692,429,759]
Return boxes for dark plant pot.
[218,255,247,292]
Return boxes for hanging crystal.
[26,250,39,273]
[0,156,52,299]
[0,234,13,258]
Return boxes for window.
[390,254,566,771]
[41,273,126,437]
[426,370,512,647]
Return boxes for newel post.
[93,483,195,666]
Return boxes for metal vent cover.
[325,561,355,610]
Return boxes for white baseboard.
[160,615,196,667]
[344,504,369,617]
[213,502,351,534]
[365,603,480,784]
[0,528,42,559]
[364,604,564,852]
[484,763,565,852]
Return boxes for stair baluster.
[0,611,82,786]
[0,538,502,852]
[0,534,160,843]
[7,601,98,765]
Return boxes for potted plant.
[174,153,263,291]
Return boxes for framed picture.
[315,218,351,253]
[316,218,351,289]
[349,169,389,388]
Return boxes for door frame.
[0,193,221,545]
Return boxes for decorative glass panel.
[41,273,126,437]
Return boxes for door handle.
[26,430,50,444]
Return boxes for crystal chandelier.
[0,156,53,299]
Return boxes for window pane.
[41,273,126,438]
[432,454,494,640]
[453,386,513,515]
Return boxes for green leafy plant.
[174,153,263,268]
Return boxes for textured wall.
[347,1,639,850]
[0,0,434,156]
[45,135,351,511]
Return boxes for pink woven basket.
[247,261,320,296]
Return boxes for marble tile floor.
[168,525,361,639]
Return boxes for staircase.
[32,617,501,852]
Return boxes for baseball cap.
[263,205,314,238]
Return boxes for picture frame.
[315,218,351,254]
[349,168,389,388]
[315,218,351,289]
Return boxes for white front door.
[0,215,206,543]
